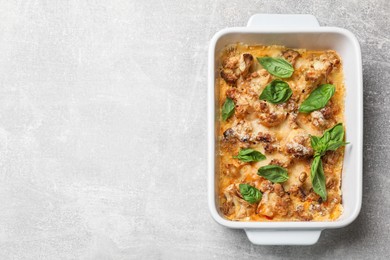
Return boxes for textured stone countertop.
[0,0,389,259]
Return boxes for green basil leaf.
[299,84,335,113]
[222,97,235,121]
[311,123,347,156]
[323,131,331,144]
[259,79,293,104]
[257,165,289,183]
[316,133,330,157]
[326,141,349,151]
[310,135,321,151]
[257,57,294,78]
[309,124,347,202]
[325,123,344,144]
[310,156,327,201]
[239,184,262,204]
[311,136,327,157]
[233,148,266,162]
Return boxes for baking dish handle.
[247,14,320,27]
[245,229,322,245]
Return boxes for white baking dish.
[208,14,363,245]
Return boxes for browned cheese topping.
[218,44,345,221]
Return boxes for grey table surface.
[0,0,389,259]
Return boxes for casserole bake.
[218,44,345,222]
[208,14,362,245]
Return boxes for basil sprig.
[259,79,293,104]
[257,165,289,183]
[233,148,266,162]
[309,123,348,201]
[299,84,335,113]
[311,156,327,201]
[257,57,294,78]
[239,184,262,204]
[310,123,348,157]
[222,97,235,121]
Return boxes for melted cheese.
[218,44,345,222]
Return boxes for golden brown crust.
[220,52,254,85]
[282,49,300,66]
